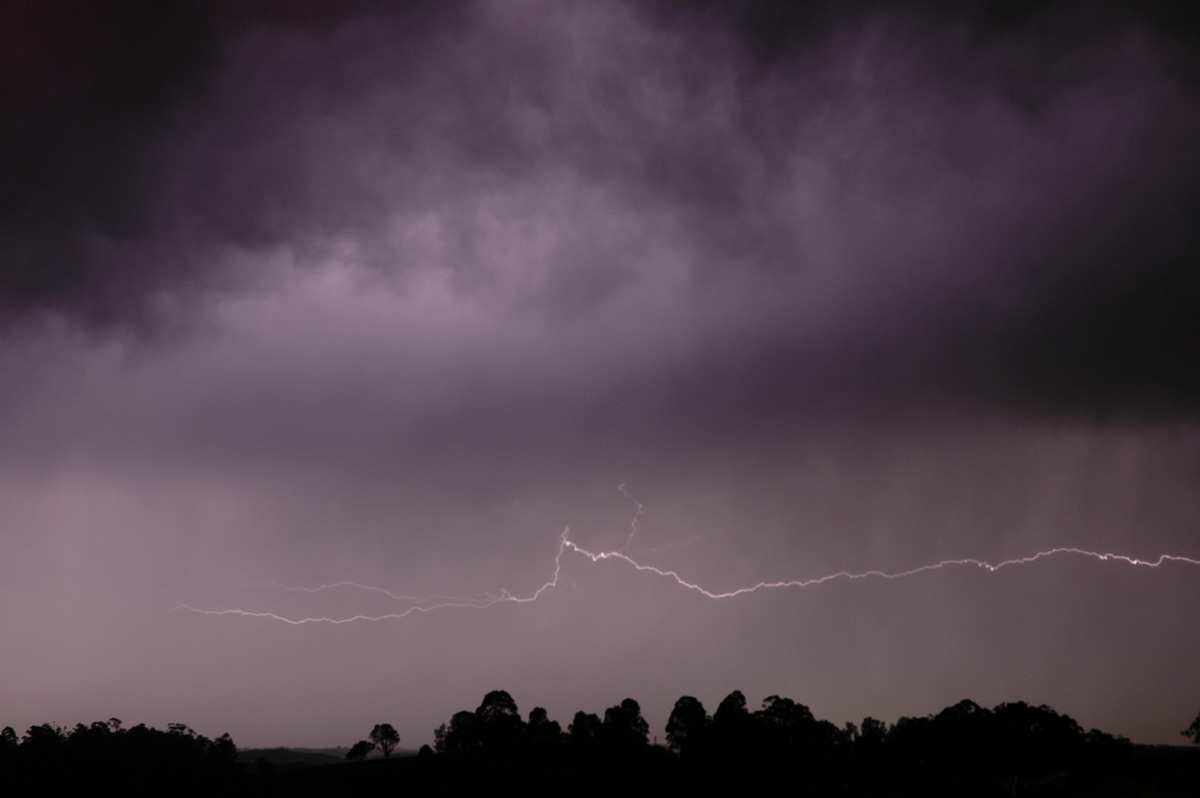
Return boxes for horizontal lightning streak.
[170,529,1200,625]
[233,580,499,605]
[567,538,1200,599]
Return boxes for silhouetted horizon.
[5,691,1199,796]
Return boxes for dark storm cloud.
[2,0,1198,425]
[0,0,461,327]
[0,0,221,324]
[651,0,1200,419]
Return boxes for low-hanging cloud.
[4,1,1198,420]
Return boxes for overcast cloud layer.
[2,0,1199,748]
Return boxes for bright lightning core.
[171,497,1200,625]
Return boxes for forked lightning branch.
[171,511,1200,626]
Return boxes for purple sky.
[2,0,1199,749]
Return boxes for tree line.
[341,691,1200,796]
[0,718,237,795]
[3,699,1198,795]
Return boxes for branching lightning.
[171,516,1200,625]
[565,534,1200,598]
[169,540,574,625]
[616,482,643,553]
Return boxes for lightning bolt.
[169,535,575,625]
[171,526,1200,625]
[616,482,643,553]
[564,536,1200,599]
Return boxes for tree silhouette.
[1184,711,1200,745]
[435,710,480,754]
[369,724,399,758]
[753,695,814,755]
[858,716,888,747]
[346,740,375,761]
[708,690,756,763]
[0,726,18,771]
[526,706,562,746]
[568,711,602,747]
[20,723,67,767]
[665,695,709,756]
[602,698,649,748]
[714,690,748,724]
[475,690,525,748]
[756,694,814,729]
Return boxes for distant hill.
[239,746,417,767]
[237,747,346,767]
